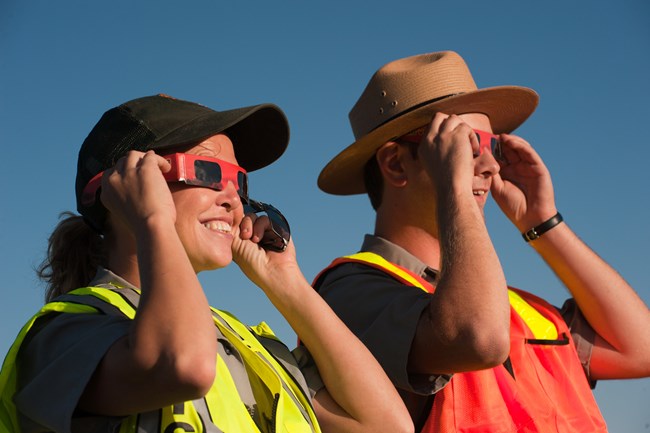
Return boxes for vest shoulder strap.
[325,252,559,340]
[314,251,434,292]
[0,291,106,433]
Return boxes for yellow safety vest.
[0,287,321,433]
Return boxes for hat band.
[366,92,463,137]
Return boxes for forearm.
[133,214,217,372]
[262,275,412,433]
[80,216,218,415]
[415,190,510,372]
[530,221,650,377]
[437,192,509,324]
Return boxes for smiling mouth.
[473,190,487,196]
[203,221,232,234]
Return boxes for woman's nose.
[217,181,242,210]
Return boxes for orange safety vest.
[315,252,608,433]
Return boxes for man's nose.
[474,152,501,178]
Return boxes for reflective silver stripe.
[257,337,315,429]
[210,310,261,426]
[212,311,316,432]
[113,286,141,309]
[191,397,224,433]
[137,411,160,432]
[258,335,311,395]
[256,353,315,429]
[218,336,259,420]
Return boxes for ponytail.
[36,212,107,302]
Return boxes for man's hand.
[490,134,557,231]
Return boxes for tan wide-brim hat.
[318,51,539,195]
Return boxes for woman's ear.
[376,141,408,188]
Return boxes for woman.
[0,94,413,433]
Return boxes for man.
[313,51,650,432]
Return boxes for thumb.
[490,172,506,198]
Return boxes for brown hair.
[36,212,107,302]
[363,154,384,211]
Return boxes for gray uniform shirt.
[315,234,596,428]
[15,268,322,433]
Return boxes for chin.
[210,255,234,270]
[192,251,233,273]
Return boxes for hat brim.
[153,103,289,172]
[318,85,538,195]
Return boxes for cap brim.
[318,86,538,195]
[153,103,289,172]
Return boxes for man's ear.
[376,141,408,187]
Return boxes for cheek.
[172,187,212,211]
[233,205,244,228]
[412,166,435,190]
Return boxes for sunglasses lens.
[244,200,291,252]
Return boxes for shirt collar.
[360,234,438,283]
[89,267,140,290]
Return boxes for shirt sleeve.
[316,263,450,395]
[559,298,597,388]
[14,312,131,433]
[292,346,324,399]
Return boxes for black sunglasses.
[243,198,291,252]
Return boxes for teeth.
[203,221,232,233]
[473,190,486,196]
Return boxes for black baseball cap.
[76,94,289,231]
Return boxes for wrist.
[522,212,563,242]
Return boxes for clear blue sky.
[1,0,648,430]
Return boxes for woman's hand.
[231,212,301,295]
[99,150,175,234]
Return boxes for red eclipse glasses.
[398,128,505,162]
[81,153,249,207]
[473,129,504,162]
[81,153,290,252]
